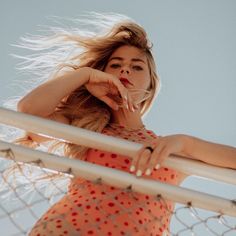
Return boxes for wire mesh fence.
[0,147,236,236]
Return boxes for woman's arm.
[181,135,236,169]
[17,67,89,117]
[130,134,236,178]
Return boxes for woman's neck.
[110,108,144,129]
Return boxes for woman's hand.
[130,134,189,177]
[84,67,137,112]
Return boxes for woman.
[13,13,236,236]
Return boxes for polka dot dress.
[29,124,180,236]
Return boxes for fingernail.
[130,165,135,172]
[145,168,151,176]
[155,164,160,170]
[136,170,142,177]
[131,106,135,112]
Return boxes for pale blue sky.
[0,1,235,235]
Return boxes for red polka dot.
[145,195,149,200]
[139,220,143,224]
[56,225,62,228]
[171,174,175,179]
[96,217,100,222]
[63,204,67,207]
[108,232,112,235]
[138,132,143,136]
[124,159,130,164]
[136,211,140,215]
[90,190,95,194]
[164,168,169,171]
[86,205,91,209]
[63,231,68,235]
[87,230,94,234]
[99,153,105,157]
[56,220,61,223]
[111,153,117,158]
[77,203,82,207]
[108,202,115,207]
[124,222,129,226]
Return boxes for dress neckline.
[107,122,146,132]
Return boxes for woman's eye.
[133,65,143,70]
[110,64,121,68]
[110,64,143,71]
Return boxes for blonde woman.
[12,13,236,236]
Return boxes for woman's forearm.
[17,67,89,117]
[182,135,236,169]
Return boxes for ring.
[145,146,154,153]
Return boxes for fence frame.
[0,107,235,185]
[0,107,236,217]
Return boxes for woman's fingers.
[145,144,166,174]
[100,95,119,111]
[130,146,151,176]
[130,140,170,177]
[110,77,137,112]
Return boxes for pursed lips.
[119,77,133,86]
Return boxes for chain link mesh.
[0,148,236,236]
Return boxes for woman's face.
[104,45,151,104]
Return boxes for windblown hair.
[11,12,161,161]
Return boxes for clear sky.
[0,1,235,235]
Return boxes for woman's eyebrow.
[108,56,146,64]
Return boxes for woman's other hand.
[84,67,136,111]
[130,134,190,177]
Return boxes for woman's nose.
[120,68,130,74]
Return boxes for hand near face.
[84,67,137,112]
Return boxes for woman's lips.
[119,77,133,86]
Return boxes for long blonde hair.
[11,12,161,161]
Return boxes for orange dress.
[29,124,180,236]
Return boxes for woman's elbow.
[17,99,47,117]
